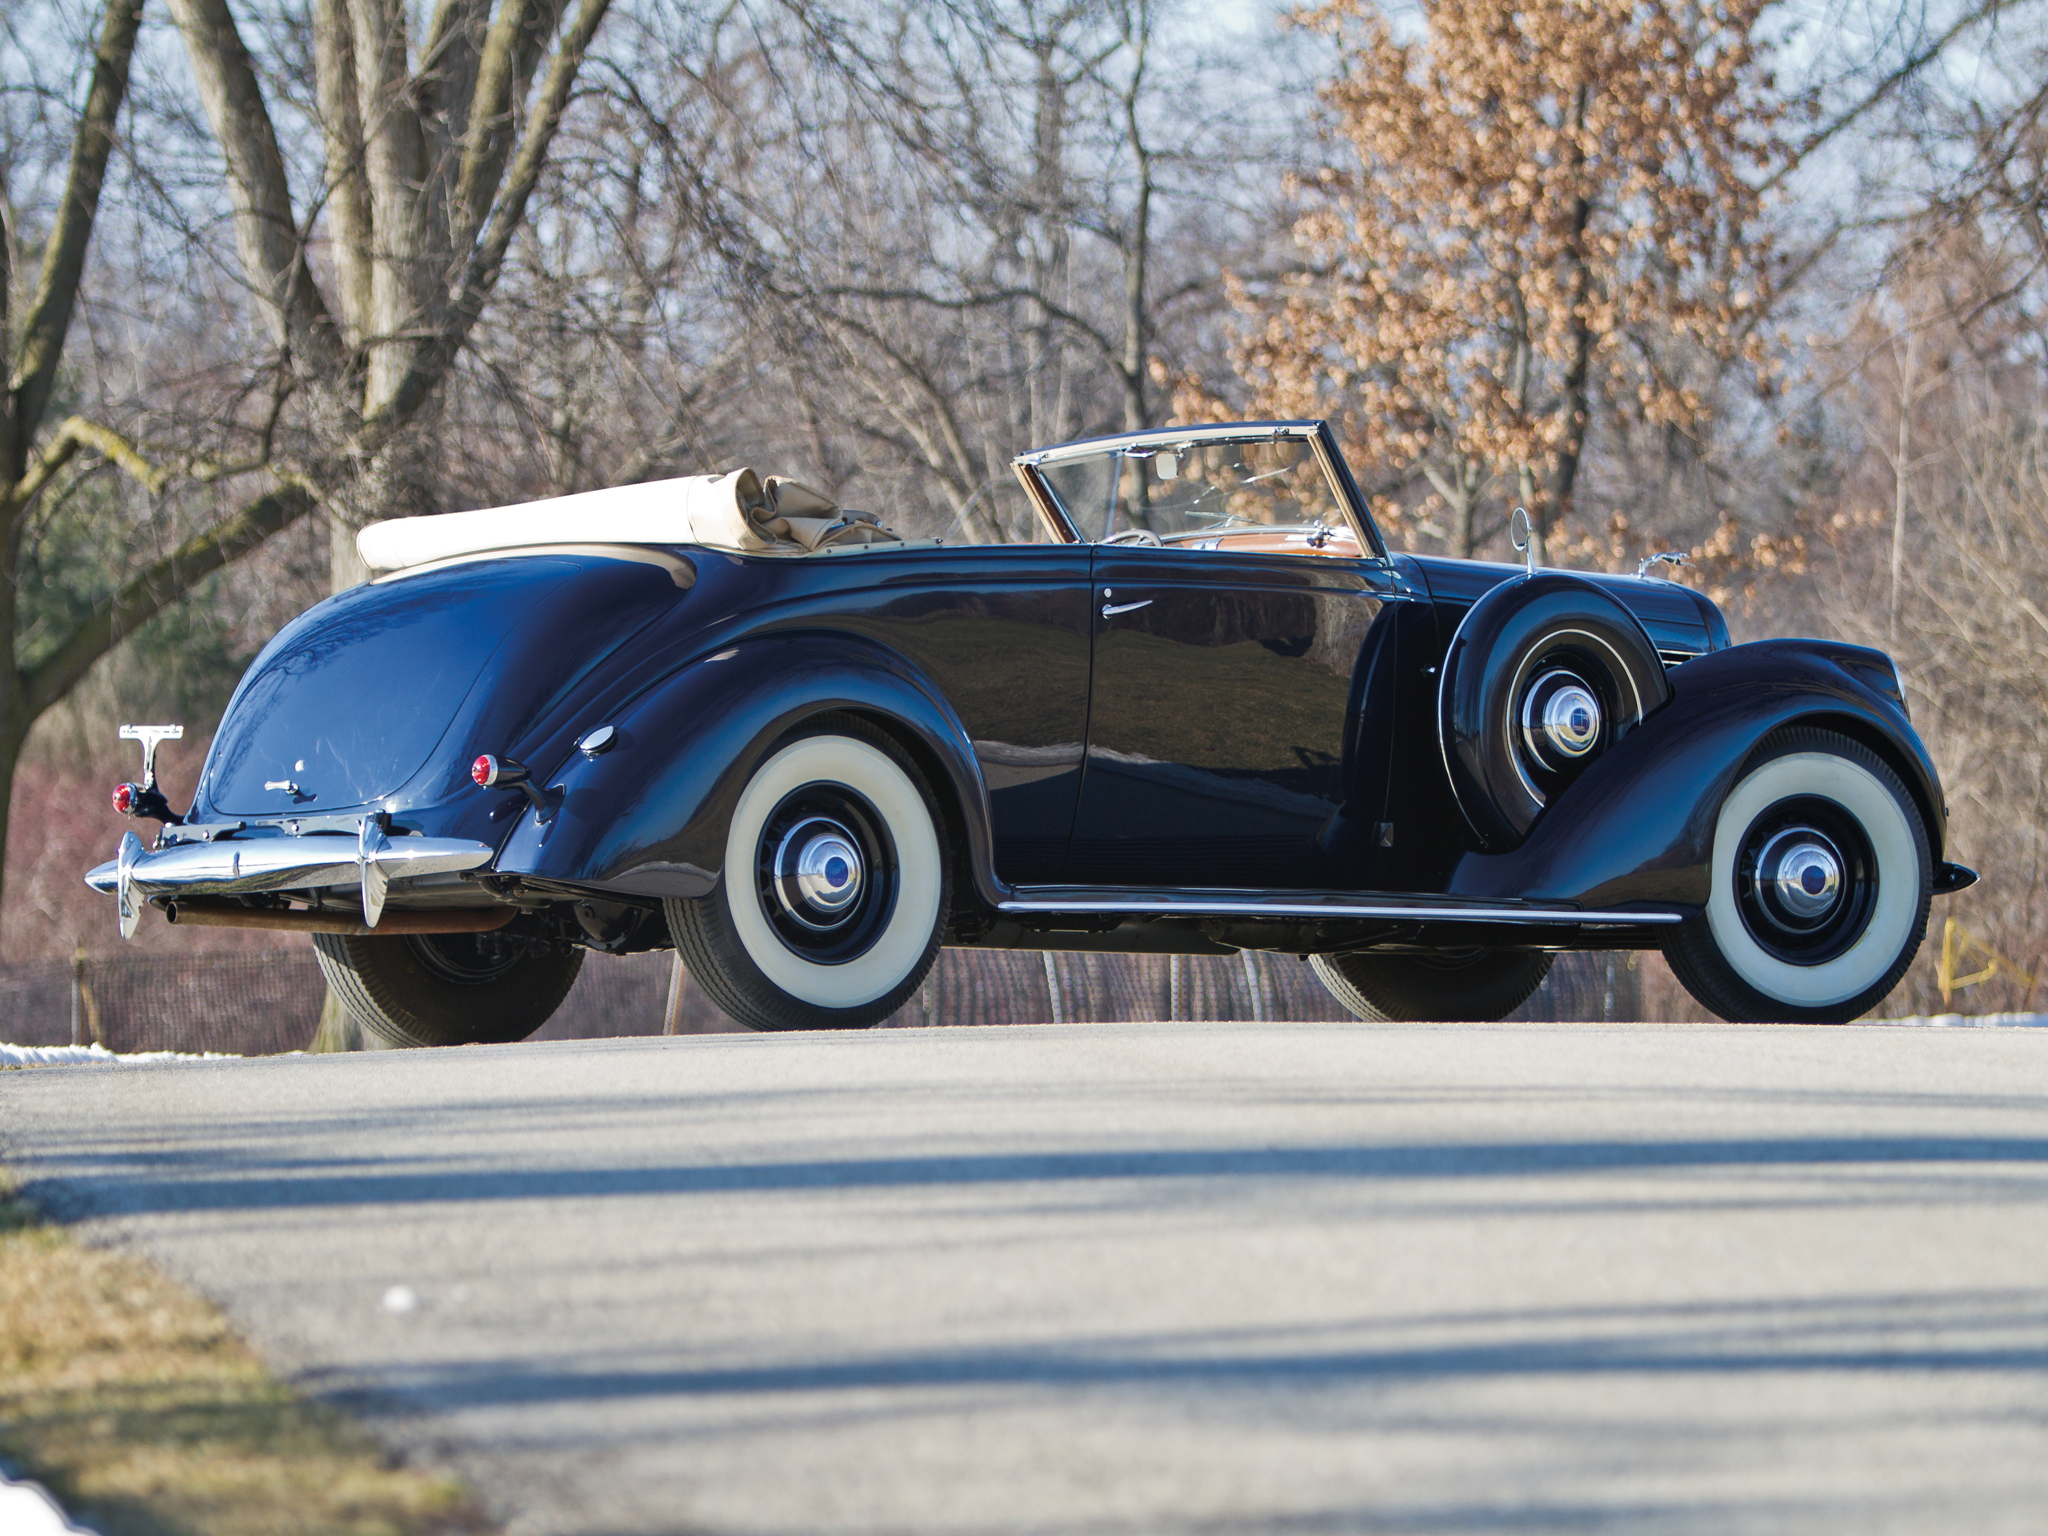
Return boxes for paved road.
[4,1022,2047,1535]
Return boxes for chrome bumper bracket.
[115,830,144,941]
[359,817,392,928]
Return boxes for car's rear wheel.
[1664,728,1931,1023]
[311,930,584,1047]
[1310,948,1553,1022]
[666,717,950,1031]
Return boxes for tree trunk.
[0,0,611,945]
[330,515,371,594]
[1117,16,1153,434]
[1544,89,1596,559]
[1450,489,1474,559]
[0,717,24,948]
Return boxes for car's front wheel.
[1310,948,1553,1022]
[1663,727,1931,1023]
[667,717,950,1031]
[311,931,584,1047]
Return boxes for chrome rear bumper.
[85,824,496,939]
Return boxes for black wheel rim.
[404,932,526,985]
[1734,793,1879,964]
[754,780,899,965]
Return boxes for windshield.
[1035,435,1351,545]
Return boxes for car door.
[842,543,1097,887]
[1066,546,1405,889]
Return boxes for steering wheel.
[1102,528,1163,547]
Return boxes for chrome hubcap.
[1733,794,1880,966]
[1520,669,1604,772]
[1752,827,1844,927]
[1540,684,1601,758]
[771,818,866,929]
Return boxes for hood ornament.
[1637,550,1691,580]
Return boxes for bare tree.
[0,0,298,920]
[1809,250,2048,1012]
[541,0,1288,544]
[0,0,610,934]
[165,0,613,585]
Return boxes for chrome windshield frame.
[1010,419,1389,559]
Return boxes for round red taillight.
[471,754,496,787]
[111,783,135,815]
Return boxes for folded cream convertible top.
[356,469,899,574]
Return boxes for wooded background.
[3,0,2041,1018]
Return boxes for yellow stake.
[1937,916,2038,1010]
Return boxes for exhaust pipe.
[162,900,517,937]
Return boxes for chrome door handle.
[1101,599,1153,618]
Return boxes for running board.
[996,891,1683,926]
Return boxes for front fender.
[493,631,1002,907]
[1446,638,1945,910]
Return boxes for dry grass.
[0,1177,493,1536]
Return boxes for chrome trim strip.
[995,895,1682,925]
[1012,419,1326,467]
[86,833,495,905]
[1011,419,1390,561]
[1302,420,1388,560]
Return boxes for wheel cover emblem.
[1518,668,1604,776]
[774,819,866,926]
[1539,683,1601,757]
[754,785,899,967]
[1733,797,1878,966]
[1752,827,1845,928]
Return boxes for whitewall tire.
[667,717,950,1030]
[1665,727,1930,1023]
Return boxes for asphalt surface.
[3,1021,2046,1536]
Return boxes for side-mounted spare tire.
[1439,571,1670,850]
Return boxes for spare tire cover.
[1437,571,1670,850]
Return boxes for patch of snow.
[0,1042,242,1068]
[1877,1012,2048,1028]
[0,1472,97,1534]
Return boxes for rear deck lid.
[202,559,580,816]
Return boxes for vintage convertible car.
[87,421,1974,1042]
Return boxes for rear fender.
[1446,639,1944,910]
[494,633,1001,907]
